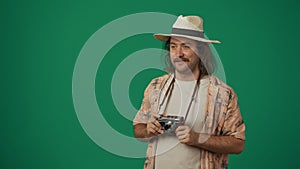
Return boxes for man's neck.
[175,70,200,81]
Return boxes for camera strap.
[182,74,201,121]
[158,73,201,122]
[157,74,175,115]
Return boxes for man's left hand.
[175,126,199,146]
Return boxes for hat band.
[172,28,204,38]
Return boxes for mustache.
[173,57,189,62]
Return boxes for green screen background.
[1,0,299,168]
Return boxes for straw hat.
[154,15,221,44]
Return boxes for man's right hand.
[146,119,164,136]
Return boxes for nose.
[175,46,184,57]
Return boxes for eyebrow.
[170,42,192,45]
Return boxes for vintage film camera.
[157,115,184,134]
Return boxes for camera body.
[157,115,184,134]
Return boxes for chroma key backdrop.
[1,0,299,169]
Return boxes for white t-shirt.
[155,76,209,169]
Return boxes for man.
[133,15,245,169]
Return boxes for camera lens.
[164,124,171,130]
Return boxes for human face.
[169,37,200,76]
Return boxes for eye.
[183,45,190,49]
[170,45,177,49]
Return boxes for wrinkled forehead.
[170,36,197,45]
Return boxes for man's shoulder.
[209,75,236,96]
[147,73,171,89]
[143,73,172,91]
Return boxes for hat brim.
[154,33,221,44]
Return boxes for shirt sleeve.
[223,89,246,140]
[133,81,153,125]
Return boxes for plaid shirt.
[133,73,245,169]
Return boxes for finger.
[175,130,186,137]
[180,137,189,144]
[148,128,160,136]
[152,114,160,119]
[151,119,162,128]
[178,136,185,142]
[176,130,189,139]
[149,123,163,134]
[147,123,155,133]
[179,136,190,144]
[149,119,160,127]
[177,134,186,140]
[150,123,160,131]
[176,128,189,136]
[176,125,188,132]
[157,129,164,134]
[154,126,164,134]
